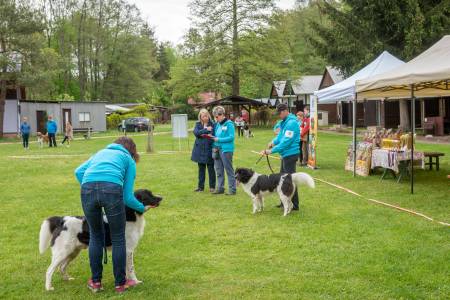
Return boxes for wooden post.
[146,119,154,153]
[410,86,415,194]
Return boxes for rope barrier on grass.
[250,150,450,227]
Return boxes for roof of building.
[188,91,221,105]
[291,75,322,95]
[326,66,344,83]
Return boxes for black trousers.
[62,135,70,144]
[22,134,29,148]
[48,133,57,147]
[198,163,216,190]
[237,126,242,137]
[280,154,299,209]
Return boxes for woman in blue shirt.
[75,136,149,293]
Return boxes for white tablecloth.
[371,149,424,173]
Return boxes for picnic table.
[371,149,424,182]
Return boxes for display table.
[371,149,424,182]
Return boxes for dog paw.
[46,286,54,291]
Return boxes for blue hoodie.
[271,113,300,158]
[213,118,235,153]
[46,120,58,134]
[20,122,31,134]
[74,143,145,213]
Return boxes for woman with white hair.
[211,106,236,195]
[191,109,216,192]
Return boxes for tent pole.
[410,85,415,194]
[353,96,357,177]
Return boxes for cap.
[276,103,288,113]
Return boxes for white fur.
[239,171,314,216]
[39,214,146,291]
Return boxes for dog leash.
[255,153,275,174]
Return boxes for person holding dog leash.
[260,103,300,210]
[211,106,236,195]
[75,136,151,293]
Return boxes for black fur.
[280,174,294,196]
[234,168,254,184]
[250,173,283,195]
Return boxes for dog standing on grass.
[243,125,254,138]
[235,167,315,216]
[39,189,162,291]
[37,132,49,148]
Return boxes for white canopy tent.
[355,35,450,193]
[315,51,405,103]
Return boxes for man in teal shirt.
[261,103,300,210]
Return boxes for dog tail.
[291,172,315,189]
[39,219,53,254]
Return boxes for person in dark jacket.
[191,109,216,192]
[20,117,31,149]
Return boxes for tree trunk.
[399,99,410,131]
[231,0,239,96]
[0,79,6,138]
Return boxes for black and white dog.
[243,125,254,138]
[39,189,162,291]
[235,168,314,216]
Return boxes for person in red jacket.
[300,106,310,165]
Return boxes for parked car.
[118,117,150,132]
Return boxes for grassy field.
[0,127,449,299]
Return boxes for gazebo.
[201,95,268,124]
[356,35,450,193]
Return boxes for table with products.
[371,149,424,182]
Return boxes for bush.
[107,113,122,129]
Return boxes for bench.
[73,127,93,139]
[424,152,445,171]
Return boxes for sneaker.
[292,207,299,211]
[115,284,129,293]
[126,279,141,287]
[209,188,215,193]
[87,279,103,293]
[211,190,224,194]
[194,188,204,192]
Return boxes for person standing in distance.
[46,115,58,147]
[20,117,31,150]
[211,106,236,195]
[260,103,300,210]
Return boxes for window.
[79,112,91,122]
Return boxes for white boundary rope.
[250,150,450,227]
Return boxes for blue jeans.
[214,151,236,193]
[198,163,216,190]
[81,181,126,286]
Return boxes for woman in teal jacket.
[74,136,148,293]
[211,106,236,195]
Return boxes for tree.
[308,0,450,129]
[189,0,275,95]
[0,0,48,137]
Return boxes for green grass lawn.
[0,128,449,299]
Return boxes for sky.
[129,0,297,45]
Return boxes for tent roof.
[292,76,322,95]
[201,95,267,107]
[356,35,450,100]
[315,51,405,103]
